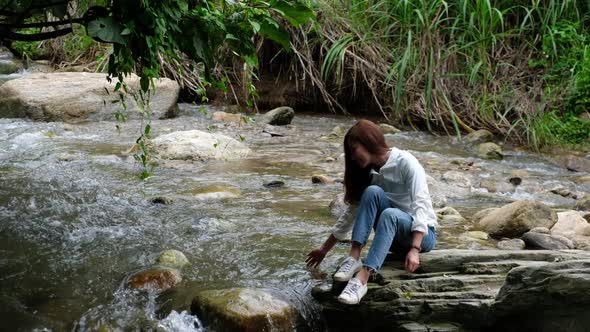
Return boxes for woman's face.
[350,143,372,168]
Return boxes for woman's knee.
[362,185,384,199]
[380,208,412,227]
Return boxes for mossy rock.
[263,106,294,126]
[476,142,503,160]
[156,249,190,269]
[127,267,182,292]
[191,288,296,332]
[464,129,494,145]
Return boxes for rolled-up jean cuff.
[351,237,368,247]
[362,263,378,272]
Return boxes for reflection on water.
[0,107,587,331]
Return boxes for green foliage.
[311,0,589,147]
[531,111,590,148]
[12,39,46,60]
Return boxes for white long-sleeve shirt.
[331,147,438,240]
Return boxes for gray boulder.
[551,210,590,239]
[575,194,590,211]
[478,200,557,238]
[464,129,494,145]
[522,231,574,250]
[263,106,294,125]
[494,259,590,332]
[476,142,503,160]
[0,59,22,75]
[191,288,296,332]
[152,130,250,161]
[0,72,179,122]
[497,238,525,250]
[313,249,590,331]
[378,123,402,135]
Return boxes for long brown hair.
[343,120,390,204]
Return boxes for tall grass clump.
[287,0,590,148]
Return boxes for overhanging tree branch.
[2,27,73,41]
[0,17,83,28]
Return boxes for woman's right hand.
[306,248,327,268]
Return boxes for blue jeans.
[351,185,436,272]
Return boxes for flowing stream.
[0,101,588,331]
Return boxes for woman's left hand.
[405,248,420,272]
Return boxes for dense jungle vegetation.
[2,0,590,150]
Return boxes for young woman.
[306,119,438,304]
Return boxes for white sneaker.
[338,278,368,305]
[333,257,362,282]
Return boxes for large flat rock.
[312,249,590,331]
[0,72,179,122]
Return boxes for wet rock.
[191,288,296,332]
[572,235,590,250]
[436,206,462,216]
[426,176,449,208]
[479,179,514,193]
[263,106,294,125]
[464,129,494,145]
[463,231,489,240]
[378,123,402,135]
[127,267,182,292]
[0,72,179,122]
[188,185,241,200]
[0,47,14,60]
[151,196,174,205]
[324,157,336,162]
[510,169,529,179]
[555,155,590,172]
[521,232,574,250]
[550,210,590,239]
[442,171,472,188]
[156,250,189,269]
[263,180,285,188]
[0,58,23,75]
[494,259,590,331]
[549,185,579,199]
[211,111,241,124]
[575,194,590,211]
[399,322,461,332]
[529,226,550,234]
[56,152,76,161]
[437,207,467,223]
[478,201,557,238]
[508,177,522,186]
[153,130,250,161]
[313,249,590,331]
[312,175,334,184]
[450,158,475,171]
[329,125,345,137]
[576,175,590,185]
[497,238,525,250]
[476,142,503,160]
[472,207,498,223]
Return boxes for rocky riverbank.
[313,249,590,332]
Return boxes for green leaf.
[87,17,127,45]
[258,17,291,50]
[270,0,315,26]
[249,19,261,33]
[140,76,150,92]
